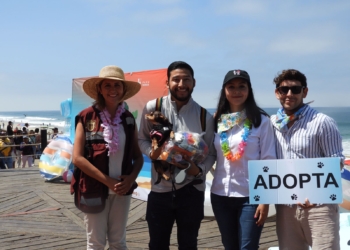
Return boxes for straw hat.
[83,65,141,101]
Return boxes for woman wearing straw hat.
[72,65,143,250]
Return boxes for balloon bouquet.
[159,131,209,164]
[39,136,74,182]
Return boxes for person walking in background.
[72,65,143,250]
[0,132,13,169]
[138,61,216,249]
[51,127,59,139]
[13,129,23,168]
[21,136,34,168]
[34,128,41,159]
[7,121,13,136]
[211,69,276,249]
[22,123,29,134]
[29,129,36,163]
[270,69,344,250]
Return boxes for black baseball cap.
[223,70,250,86]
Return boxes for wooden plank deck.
[0,167,278,250]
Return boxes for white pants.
[84,194,131,250]
[22,155,33,168]
[15,150,21,168]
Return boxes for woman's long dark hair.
[214,80,268,132]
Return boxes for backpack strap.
[156,96,206,132]
[200,106,207,132]
[155,97,163,112]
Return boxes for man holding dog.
[138,61,216,249]
[270,69,344,250]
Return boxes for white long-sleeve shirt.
[211,114,276,197]
[138,94,216,193]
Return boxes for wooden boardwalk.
[0,167,278,250]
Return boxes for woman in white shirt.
[211,69,276,250]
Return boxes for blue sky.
[1,0,349,111]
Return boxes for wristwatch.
[195,166,203,178]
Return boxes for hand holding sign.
[297,198,316,209]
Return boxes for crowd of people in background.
[0,122,59,169]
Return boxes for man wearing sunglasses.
[270,69,344,250]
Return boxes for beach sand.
[137,181,151,189]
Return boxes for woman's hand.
[255,204,269,226]
[103,177,120,192]
[113,175,135,195]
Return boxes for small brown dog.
[145,111,174,184]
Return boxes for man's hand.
[297,198,316,209]
[171,160,190,170]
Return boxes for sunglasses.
[277,86,305,95]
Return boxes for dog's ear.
[146,112,155,118]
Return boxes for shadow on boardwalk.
[0,167,278,249]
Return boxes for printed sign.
[248,158,342,204]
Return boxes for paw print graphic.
[317,162,324,168]
[254,195,260,201]
[291,194,298,200]
[330,194,337,201]
[263,166,269,172]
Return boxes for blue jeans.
[146,185,204,250]
[211,193,263,250]
[2,157,13,169]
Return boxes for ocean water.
[0,110,68,132]
[0,107,349,156]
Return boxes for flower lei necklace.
[100,102,125,156]
[218,111,252,161]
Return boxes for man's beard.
[169,88,193,102]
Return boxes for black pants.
[0,159,6,169]
[146,185,205,250]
